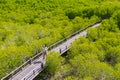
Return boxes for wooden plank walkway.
[1,22,101,80]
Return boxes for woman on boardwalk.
[42,45,48,59]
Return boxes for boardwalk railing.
[48,20,101,51]
[1,20,101,80]
[21,58,45,80]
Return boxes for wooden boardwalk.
[1,22,101,80]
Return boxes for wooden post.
[59,48,62,53]
[29,58,32,64]
[41,62,44,69]
[66,46,67,49]
[33,70,35,75]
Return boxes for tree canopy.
[1,0,120,79]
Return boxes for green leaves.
[112,10,120,28]
[87,28,98,41]
[46,51,64,74]
[63,76,78,80]
[0,0,120,79]
[99,19,119,32]
[70,54,114,79]
[62,15,120,79]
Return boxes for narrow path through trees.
[1,21,101,80]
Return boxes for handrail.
[1,20,101,80]
[22,62,45,80]
[48,20,101,51]
[1,52,43,80]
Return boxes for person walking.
[42,45,48,59]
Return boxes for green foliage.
[99,19,119,32]
[46,51,64,75]
[114,63,120,79]
[87,28,98,41]
[69,54,114,79]
[0,0,120,79]
[105,46,120,65]
[50,10,120,79]
[82,77,95,80]
[61,17,120,80]
[53,64,72,79]
[112,10,120,28]
[63,76,78,80]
